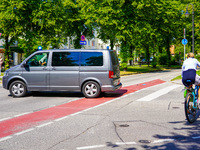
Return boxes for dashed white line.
[116,141,137,145]
[76,145,106,150]
[152,139,175,144]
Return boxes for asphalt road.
[0,69,200,150]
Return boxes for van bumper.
[2,76,8,89]
[101,82,122,92]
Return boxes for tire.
[82,81,101,98]
[9,80,27,98]
[185,93,196,123]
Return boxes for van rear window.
[81,52,103,66]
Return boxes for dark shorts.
[182,69,196,87]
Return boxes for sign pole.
[184,28,186,61]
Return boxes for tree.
[0,0,23,69]
[78,0,124,50]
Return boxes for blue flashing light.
[38,46,42,50]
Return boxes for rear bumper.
[101,82,122,92]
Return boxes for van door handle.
[43,67,48,71]
[50,67,56,71]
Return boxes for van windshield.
[110,51,119,65]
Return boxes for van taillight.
[109,71,114,78]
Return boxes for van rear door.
[110,51,120,79]
[110,51,121,87]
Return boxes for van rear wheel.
[9,80,27,97]
[82,81,101,98]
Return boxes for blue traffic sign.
[80,41,87,45]
[182,39,188,45]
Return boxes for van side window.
[27,52,49,67]
[52,52,79,66]
[81,52,103,66]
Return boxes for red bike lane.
[0,79,165,139]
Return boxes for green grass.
[120,64,181,76]
[171,75,182,81]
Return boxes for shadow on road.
[22,89,128,98]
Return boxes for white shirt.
[182,58,200,71]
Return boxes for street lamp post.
[185,3,194,53]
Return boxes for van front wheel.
[9,80,27,97]
[82,81,101,98]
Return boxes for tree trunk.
[110,39,114,50]
[145,45,150,66]
[4,36,10,70]
[166,38,171,67]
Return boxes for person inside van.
[39,54,48,66]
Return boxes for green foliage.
[158,53,168,65]
[1,0,200,70]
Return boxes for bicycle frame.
[193,85,199,109]
[185,80,198,109]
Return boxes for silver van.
[2,49,122,98]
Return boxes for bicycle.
[184,80,200,123]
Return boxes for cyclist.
[182,53,200,99]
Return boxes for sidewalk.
[171,79,182,85]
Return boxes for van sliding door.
[49,52,80,91]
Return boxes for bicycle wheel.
[185,93,197,123]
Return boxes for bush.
[171,56,179,65]
[121,62,128,71]
[195,54,200,61]
[158,53,168,65]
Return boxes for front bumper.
[2,76,8,89]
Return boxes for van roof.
[37,49,114,52]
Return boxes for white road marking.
[137,84,181,102]
[14,128,34,136]
[36,122,53,128]
[55,116,69,122]
[152,139,175,143]
[76,145,106,149]
[0,117,11,122]
[0,136,12,142]
[116,141,137,145]
[14,112,31,117]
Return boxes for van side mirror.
[21,62,29,68]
